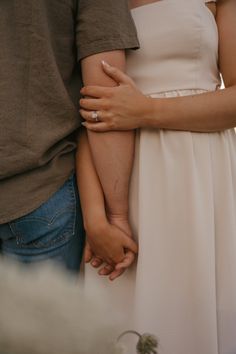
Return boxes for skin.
[81,51,135,217]
[80,0,236,133]
[77,0,223,279]
[77,50,137,280]
[76,130,138,280]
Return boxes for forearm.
[76,129,106,232]
[144,86,236,132]
[87,130,134,216]
[81,51,135,216]
[76,129,137,269]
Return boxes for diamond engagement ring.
[91,111,99,122]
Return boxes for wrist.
[141,96,163,128]
[105,202,129,220]
[83,210,107,235]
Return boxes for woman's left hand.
[80,61,152,132]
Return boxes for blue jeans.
[0,174,85,273]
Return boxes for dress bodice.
[127,0,221,95]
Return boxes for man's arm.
[76,0,139,261]
[81,50,135,236]
[76,129,137,280]
[79,60,136,278]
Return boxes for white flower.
[136,333,159,354]
[117,330,159,354]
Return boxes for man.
[0,0,139,272]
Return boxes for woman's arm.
[80,0,236,133]
[76,129,137,280]
[143,0,236,136]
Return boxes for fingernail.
[101,60,110,67]
[81,122,86,126]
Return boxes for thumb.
[84,242,93,263]
[115,251,136,270]
[122,235,138,254]
[101,60,135,86]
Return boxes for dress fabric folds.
[85,1,236,353]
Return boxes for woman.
[79,0,236,353]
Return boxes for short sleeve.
[76,0,139,61]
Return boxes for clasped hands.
[84,215,138,281]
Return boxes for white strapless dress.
[85,1,236,353]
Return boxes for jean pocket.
[9,175,78,249]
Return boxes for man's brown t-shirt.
[0,0,139,223]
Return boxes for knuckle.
[105,112,113,121]
[114,258,121,265]
[108,121,116,129]
[80,99,87,108]
[91,88,97,96]
[109,67,116,73]
[103,100,111,110]
[105,90,112,98]
[107,90,114,98]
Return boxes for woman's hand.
[80,61,153,132]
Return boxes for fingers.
[80,109,106,123]
[101,61,135,86]
[98,264,114,276]
[109,251,136,281]
[82,121,111,132]
[80,98,106,111]
[91,256,104,268]
[122,236,138,254]
[89,251,136,281]
[109,268,125,281]
[80,86,113,98]
[80,109,96,122]
[84,243,93,263]
[115,251,136,270]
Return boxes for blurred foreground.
[0,258,124,354]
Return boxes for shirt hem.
[0,172,74,224]
[77,37,139,61]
